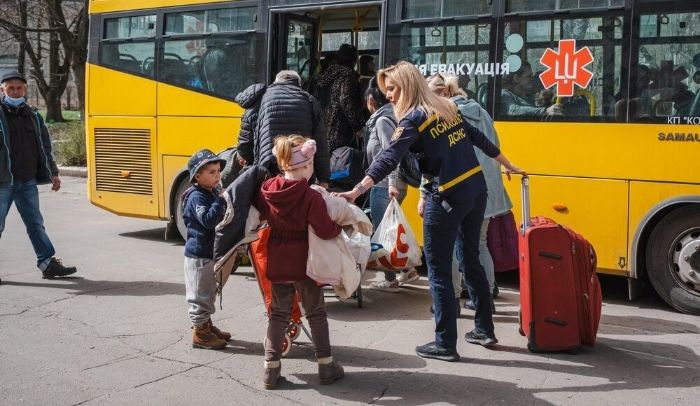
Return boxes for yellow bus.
[86,0,700,314]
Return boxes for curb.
[58,166,87,178]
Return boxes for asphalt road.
[1,177,699,405]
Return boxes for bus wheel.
[645,206,700,315]
[174,177,189,241]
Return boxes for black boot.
[42,258,77,279]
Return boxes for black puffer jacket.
[315,64,365,152]
[235,80,330,182]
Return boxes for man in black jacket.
[235,71,330,186]
[0,71,77,279]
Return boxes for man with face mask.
[0,71,77,278]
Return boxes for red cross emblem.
[539,39,594,97]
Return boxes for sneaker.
[464,329,498,347]
[397,268,420,285]
[42,258,77,279]
[370,279,400,292]
[415,342,460,362]
[318,360,344,385]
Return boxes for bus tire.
[645,205,700,315]
[174,177,190,241]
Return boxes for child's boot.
[208,319,231,341]
[318,357,344,385]
[262,360,281,389]
[192,323,226,350]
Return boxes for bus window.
[100,15,156,77]
[161,7,260,99]
[507,0,624,13]
[496,15,624,122]
[402,0,490,19]
[631,11,700,123]
[386,21,492,109]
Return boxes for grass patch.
[48,118,86,167]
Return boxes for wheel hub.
[674,234,700,291]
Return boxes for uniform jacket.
[0,99,59,186]
[235,80,331,182]
[366,106,501,203]
[454,96,513,217]
[256,176,341,283]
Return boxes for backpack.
[329,145,364,189]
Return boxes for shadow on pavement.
[119,228,183,246]
[1,277,184,296]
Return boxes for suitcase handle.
[520,175,531,236]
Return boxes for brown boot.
[208,319,231,341]
[262,360,281,390]
[318,359,344,385]
[192,323,227,350]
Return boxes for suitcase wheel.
[286,323,301,341]
[262,335,293,357]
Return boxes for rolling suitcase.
[518,176,602,352]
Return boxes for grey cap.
[1,71,27,84]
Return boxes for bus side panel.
[157,82,244,118]
[157,116,240,218]
[87,115,159,219]
[628,181,700,274]
[88,64,156,117]
[403,187,423,246]
[504,175,629,275]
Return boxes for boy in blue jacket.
[182,149,230,350]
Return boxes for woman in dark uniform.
[336,61,525,362]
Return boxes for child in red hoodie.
[256,135,344,389]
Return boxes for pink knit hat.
[285,139,316,170]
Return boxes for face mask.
[3,96,25,108]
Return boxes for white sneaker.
[397,269,420,285]
[370,280,400,292]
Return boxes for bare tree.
[0,0,88,121]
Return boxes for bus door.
[274,14,320,87]
[270,5,383,90]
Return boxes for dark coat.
[255,176,340,282]
[315,64,365,152]
[182,185,226,259]
[213,165,269,262]
[0,99,59,186]
[235,80,331,182]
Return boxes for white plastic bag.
[369,198,422,270]
[333,229,371,299]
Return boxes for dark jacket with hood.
[213,165,269,262]
[256,176,341,282]
[315,64,365,152]
[182,185,226,259]
[235,80,330,182]
[0,98,59,186]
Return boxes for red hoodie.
[256,176,341,282]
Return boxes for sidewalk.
[58,166,87,178]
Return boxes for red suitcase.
[518,176,602,352]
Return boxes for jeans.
[455,211,495,338]
[184,257,217,327]
[423,191,492,350]
[0,179,55,270]
[370,185,407,282]
[479,218,495,291]
[266,279,331,361]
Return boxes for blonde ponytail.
[273,134,308,171]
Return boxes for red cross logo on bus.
[539,39,594,97]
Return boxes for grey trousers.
[265,279,332,361]
[184,257,217,327]
[479,218,496,291]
